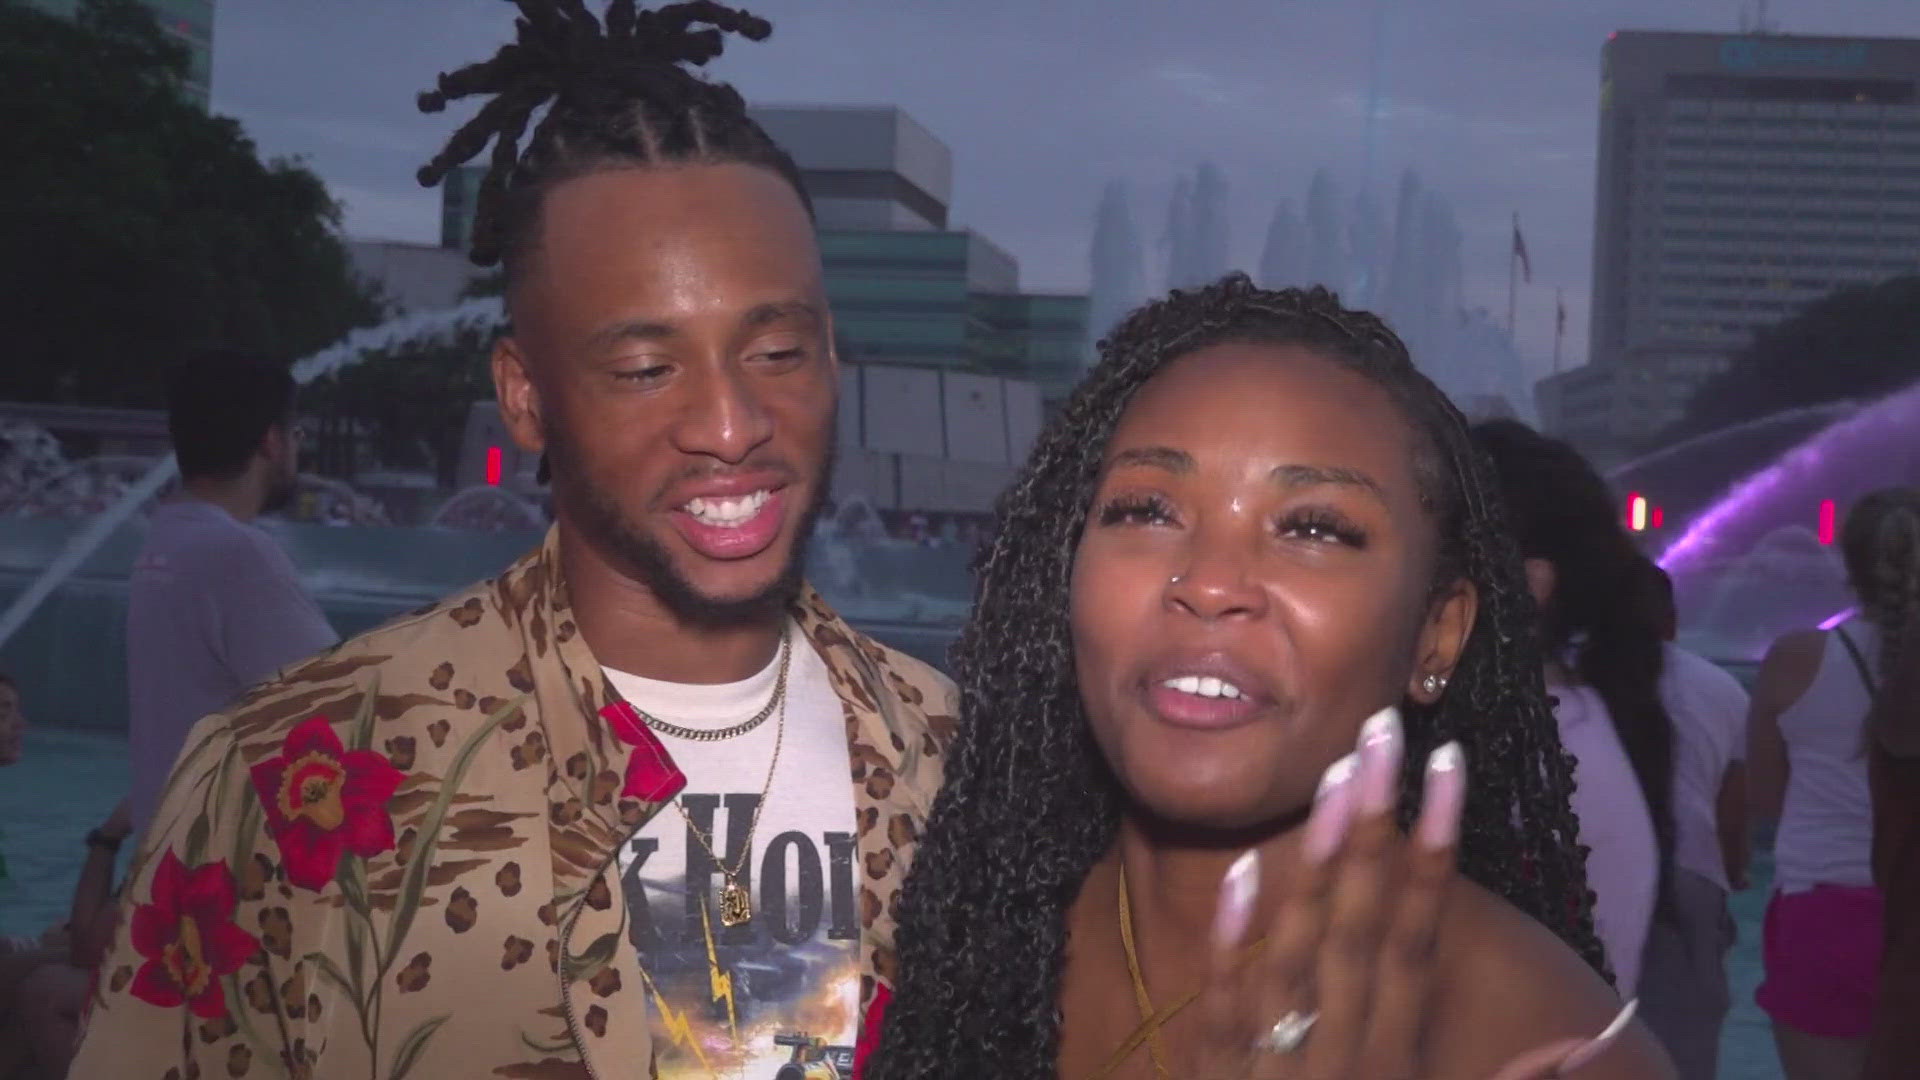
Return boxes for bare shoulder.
[1426,880,1676,1079]
[1753,629,1827,710]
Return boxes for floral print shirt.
[70,528,956,1079]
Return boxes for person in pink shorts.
[1748,493,1908,1080]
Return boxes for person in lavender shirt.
[1474,420,1668,998]
[125,351,336,841]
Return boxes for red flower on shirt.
[600,701,687,803]
[852,983,892,1080]
[251,716,406,891]
[128,851,259,1019]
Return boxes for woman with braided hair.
[1846,488,1920,1080]
[1747,488,1920,1080]
[864,275,1672,1079]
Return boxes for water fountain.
[1606,399,1859,521]
[1659,378,1920,577]
[1087,180,1146,357]
[1257,198,1305,291]
[1656,378,1920,660]
[294,475,393,527]
[0,301,511,652]
[1306,169,1348,296]
[1671,524,1852,663]
[428,485,546,532]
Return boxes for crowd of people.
[2,3,1917,1078]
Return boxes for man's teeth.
[683,490,770,526]
[1161,675,1245,700]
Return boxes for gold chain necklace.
[632,630,792,742]
[668,680,787,927]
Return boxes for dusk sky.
[209,0,1919,381]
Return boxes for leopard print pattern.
[69,528,956,1079]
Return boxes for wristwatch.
[86,829,125,852]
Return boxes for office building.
[25,0,214,104]
[438,105,1091,401]
[345,240,483,315]
[1541,30,1920,458]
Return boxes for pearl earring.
[1422,673,1447,696]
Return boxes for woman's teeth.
[1161,675,1245,700]
[683,490,770,527]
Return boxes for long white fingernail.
[1212,849,1260,951]
[1416,742,1466,851]
[1304,753,1359,864]
[1558,998,1637,1073]
[1356,707,1403,815]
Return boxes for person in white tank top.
[1748,614,1882,1080]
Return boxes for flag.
[1512,214,1532,283]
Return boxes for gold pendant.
[719,880,752,927]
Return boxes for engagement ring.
[1255,1010,1319,1055]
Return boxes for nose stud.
[1421,673,1448,696]
[1169,575,1183,586]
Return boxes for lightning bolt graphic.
[638,966,714,1074]
[699,899,741,1045]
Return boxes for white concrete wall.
[860,366,944,457]
[940,371,1007,465]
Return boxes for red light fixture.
[1818,499,1836,545]
[1627,493,1648,532]
[485,446,503,486]
[1651,506,1665,529]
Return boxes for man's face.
[0,683,24,767]
[496,164,837,627]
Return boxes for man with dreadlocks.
[71,4,953,1077]
[865,275,1674,1079]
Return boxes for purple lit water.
[1656,378,1920,660]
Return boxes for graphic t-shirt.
[606,625,860,1080]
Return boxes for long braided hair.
[870,274,1604,1079]
[1843,487,1920,695]
[415,0,808,273]
[1472,419,1679,921]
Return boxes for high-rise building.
[25,0,214,104]
[1540,30,1920,461]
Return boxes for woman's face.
[1069,343,1475,831]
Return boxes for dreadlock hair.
[1471,419,1679,925]
[415,0,810,276]
[869,274,1604,1080]
[1843,487,1920,699]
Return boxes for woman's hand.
[1192,707,1636,1080]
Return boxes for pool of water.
[0,727,1786,1077]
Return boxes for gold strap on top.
[1085,870,1272,1080]
[1117,869,1172,1080]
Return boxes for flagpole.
[1554,288,1565,373]
[1507,214,1519,338]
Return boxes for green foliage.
[0,0,384,407]
[1669,275,1920,442]
[302,322,500,487]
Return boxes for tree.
[0,0,383,407]
[302,323,500,488]
[1666,275,1920,443]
